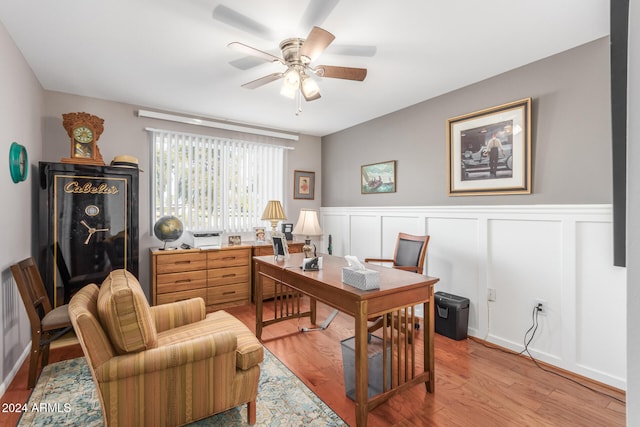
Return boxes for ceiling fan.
[212,2,373,110]
[228,26,367,102]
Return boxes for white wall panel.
[487,219,563,359]
[349,215,380,260]
[576,221,626,383]
[319,204,625,389]
[427,217,480,332]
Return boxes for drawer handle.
[222,273,236,278]
[175,260,191,265]
[222,256,236,261]
[176,279,191,284]
[222,291,236,295]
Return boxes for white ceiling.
[0,0,609,137]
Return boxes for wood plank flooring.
[1,300,625,427]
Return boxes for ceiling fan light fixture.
[280,68,300,99]
[301,75,321,101]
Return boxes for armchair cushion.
[97,270,158,354]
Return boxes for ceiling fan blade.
[316,65,367,81]
[228,42,284,65]
[212,5,275,40]
[299,27,335,63]
[299,0,339,30]
[241,73,283,89]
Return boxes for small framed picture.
[281,223,293,240]
[254,227,266,242]
[228,235,241,246]
[294,170,315,200]
[272,235,289,260]
[361,160,396,194]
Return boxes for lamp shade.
[292,209,322,237]
[261,200,287,221]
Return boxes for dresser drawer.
[207,266,249,286]
[156,270,207,294]
[156,252,207,274]
[156,288,207,305]
[207,249,250,268]
[207,282,249,305]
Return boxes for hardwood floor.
[1,300,625,427]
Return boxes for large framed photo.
[361,160,396,194]
[294,170,315,200]
[447,98,532,196]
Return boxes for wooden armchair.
[68,269,263,426]
[365,233,430,338]
[10,257,72,388]
[364,233,430,274]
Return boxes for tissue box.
[342,267,380,290]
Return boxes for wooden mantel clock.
[61,112,106,165]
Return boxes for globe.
[153,215,183,249]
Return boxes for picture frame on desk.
[254,227,266,242]
[271,236,289,260]
[228,235,241,245]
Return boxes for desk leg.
[255,268,264,340]
[355,301,368,427]
[424,297,435,392]
[310,298,317,325]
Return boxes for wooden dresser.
[150,240,304,311]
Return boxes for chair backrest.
[393,233,430,273]
[10,257,53,329]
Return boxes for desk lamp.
[293,209,323,258]
[261,200,287,239]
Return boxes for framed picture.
[447,98,532,196]
[228,235,241,246]
[271,235,289,260]
[361,160,396,194]
[294,170,315,200]
[254,227,266,242]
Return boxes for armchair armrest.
[150,297,206,333]
[94,330,237,381]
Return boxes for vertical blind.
[149,128,285,232]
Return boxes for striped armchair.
[68,269,263,426]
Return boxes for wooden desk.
[253,253,439,427]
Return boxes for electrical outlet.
[487,288,496,301]
[534,299,547,316]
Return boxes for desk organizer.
[342,267,380,290]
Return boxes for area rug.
[18,348,346,426]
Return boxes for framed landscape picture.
[447,98,532,196]
[361,160,396,194]
[294,170,315,200]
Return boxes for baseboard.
[0,344,30,397]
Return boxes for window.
[150,128,285,232]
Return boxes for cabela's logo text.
[64,181,119,195]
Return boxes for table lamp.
[261,200,287,238]
[293,209,323,258]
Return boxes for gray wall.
[0,20,43,393]
[322,37,611,207]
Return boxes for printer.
[185,230,222,249]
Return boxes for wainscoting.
[319,204,626,390]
